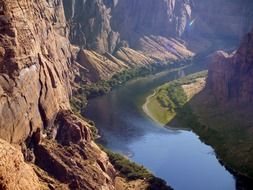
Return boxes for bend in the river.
[84,62,236,190]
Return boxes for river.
[84,63,236,190]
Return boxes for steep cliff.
[207,28,253,103]
[63,0,120,54]
[0,0,71,144]
[111,0,192,44]
[0,1,117,189]
[185,28,253,182]
[63,0,193,64]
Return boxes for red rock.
[207,28,253,104]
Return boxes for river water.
[84,63,236,190]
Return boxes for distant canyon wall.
[207,28,253,104]
[62,0,253,54]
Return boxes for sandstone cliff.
[63,0,193,62]
[111,0,192,43]
[207,28,253,104]
[0,0,71,144]
[63,0,120,54]
[0,1,117,189]
[1,0,253,189]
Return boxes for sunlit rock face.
[207,28,253,103]
[0,0,72,143]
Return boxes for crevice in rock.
[38,54,48,128]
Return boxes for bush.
[100,147,173,189]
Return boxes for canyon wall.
[62,0,120,54]
[0,1,117,189]
[0,0,72,144]
[207,28,253,104]
[63,0,253,55]
[111,0,253,46]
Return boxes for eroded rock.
[0,139,45,190]
[34,111,117,190]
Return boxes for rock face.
[0,1,117,189]
[1,0,253,189]
[63,0,120,54]
[0,139,45,190]
[0,0,72,144]
[207,28,253,103]
[111,0,192,44]
[63,0,193,58]
[34,111,117,190]
[77,49,128,82]
[136,35,193,62]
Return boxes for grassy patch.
[145,71,207,124]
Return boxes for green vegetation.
[145,71,253,180]
[101,147,172,190]
[71,58,193,115]
[106,150,152,180]
[145,71,207,124]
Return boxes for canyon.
[0,0,253,189]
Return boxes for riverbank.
[143,71,207,125]
[71,58,193,115]
[142,71,253,187]
[71,60,196,190]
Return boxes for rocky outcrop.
[63,0,194,59]
[34,111,117,190]
[0,0,72,144]
[63,0,120,54]
[136,35,193,62]
[111,0,253,48]
[0,139,45,190]
[207,28,253,103]
[62,0,253,56]
[77,49,128,82]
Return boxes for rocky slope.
[207,28,253,104]
[0,138,45,190]
[0,0,174,189]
